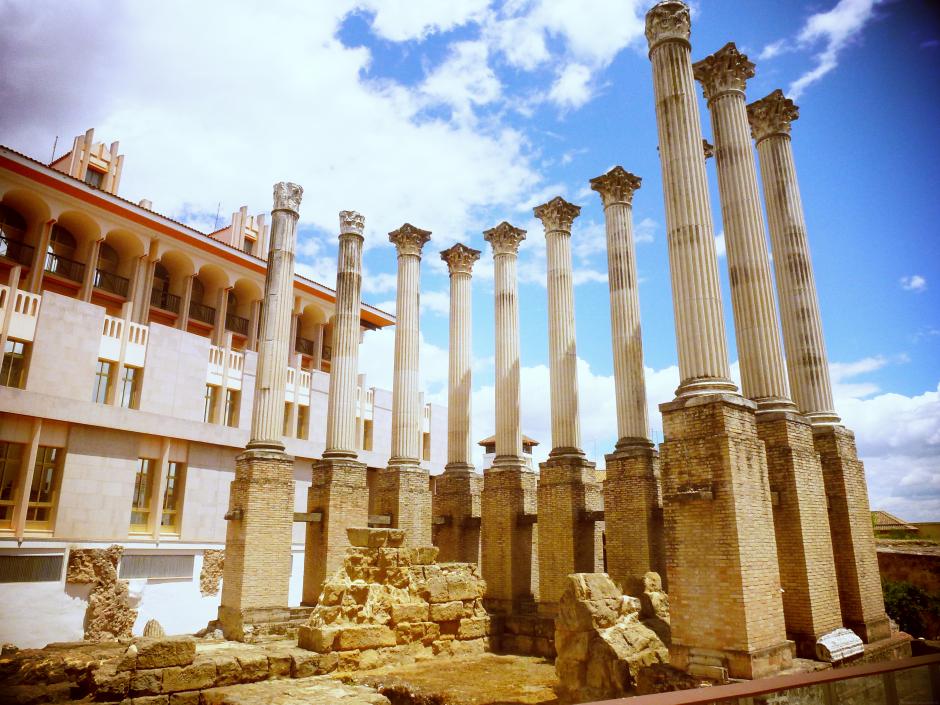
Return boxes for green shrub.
[882,579,940,637]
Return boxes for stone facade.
[65,545,137,642]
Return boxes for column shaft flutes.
[748,91,840,425]
[249,182,303,449]
[324,211,366,456]
[694,44,792,411]
[590,168,650,442]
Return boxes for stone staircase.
[246,606,316,643]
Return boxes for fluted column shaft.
[249,183,302,449]
[694,45,792,411]
[749,91,840,425]
[324,212,366,457]
[647,23,735,396]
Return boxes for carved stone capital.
[692,42,755,102]
[339,210,365,237]
[645,0,691,52]
[388,223,431,257]
[483,221,526,256]
[703,138,715,160]
[533,196,581,233]
[272,182,303,214]
[440,243,481,276]
[747,89,799,142]
[590,166,642,207]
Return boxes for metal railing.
[150,288,181,314]
[0,233,34,267]
[225,312,249,335]
[94,268,129,297]
[188,300,216,325]
[44,252,85,282]
[295,335,315,356]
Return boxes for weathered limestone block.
[162,659,218,692]
[135,638,196,669]
[66,545,139,642]
[555,573,668,704]
[66,545,123,584]
[816,628,864,663]
[200,550,225,597]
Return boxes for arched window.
[49,225,77,259]
[227,290,238,313]
[153,262,170,293]
[97,242,119,274]
[0,204,29,265]
[190,277,205,304]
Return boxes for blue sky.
[2,0,938,519]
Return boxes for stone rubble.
[65,546,137,642]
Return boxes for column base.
[432,465,482,564]
[658,393,791,679]
[302,455,368,605]
[219,448,295,642]
[671,641,795,681]
[604,438,666,596]
[537,450,603,607]
[481,461,539,610]
[757,411,842,658]
[373,461,432,546]
[813,425,891,644]
[217,605,293,644]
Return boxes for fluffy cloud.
[548,64,594,109]
[357,0,490,41]
[900,274,927,292]
[714,232,726,258]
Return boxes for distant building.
[871,510,920,538]
[477,433,539,471]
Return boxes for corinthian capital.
[747,89,799,142]
[533,196,581,233]
[389,223,431,257]
[483,221,526,256]
[440,243,481,275]
[339,210,365,237]
[272,182,303,214]
[692,42,755,102]
[645,0,691,52]
[590,166,642,207]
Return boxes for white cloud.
[420,290,451,317]
[635,217,656,244]
[759,39,788,60]
[362,270,398,295]
[420,40,501,123]
[359,328,449,395]
[548,63,594,109]
[900,274,927,292]
[714,232,726,258]
[356,0,490,42]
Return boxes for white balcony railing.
[0,286,41,342]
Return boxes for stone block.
[429,601,465,622]
[169,692,200,705]
[816,628,864,663]
[290,651,338,678]
[210,655,240,687]
[335,625,396,651]
[135,638,196,669]
[129,668,163,695]
[409,547,439,565]
[297,626,338,653]
[337,650,361,671]
[390,603,428,625]
[91,664,130,700]
[161,660,216,692]
[130,696,169,705]
[346,527,406,548]
[234,653,269,682]
[457,617,490,640]
[267,653,291,678]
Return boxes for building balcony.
[188,300,216,325]
[295,335,315,356]
[150,288,181,314]
[0,234,34,268]
[225,312,249,336]
[93,269,130,297]
[44,252,85,283]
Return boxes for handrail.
[583,652,940,705]
[225,312,249,335]
[94,268,130,297]
[0,233,35,266]
[189,300,216,325]
[295,335,315,356]
[150,288,181,314]
[44,251,85,282]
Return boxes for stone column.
[694,45,842,656]
[590,167,665,596]
[749,90,890,643]
[433,243,482,564]
[533,197,603,611]
[79,238,103,302]
[374,223,433,547]
[481,222,538,613]
[219,182,302,641]
[646,1,791,679]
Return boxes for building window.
[422,432,431,462]
[0,442,24,529]
[283,403,293,437]
[296,405,308,440]
[84,167,105,189]
[130,458,155,533]
[26,446,61,530]
[118,366,140,409]
[243,239,254,255]
[1,339,28,389]
[93,359,114,404]
[362,419,374,452]
[160,462,185,534]
[223,389,240,427]
[203,385,220,423]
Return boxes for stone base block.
[432,466,482,564]
[813,425,891,644]
[757,412,842,658]
[671,641,795,681]
[658,393,791,679]
[481,461,539,609]
[219,449,295,641]
[217,605,292,644]
[303,456,368,605]
[373,463,432,547]
[537,450,603,607]
[603,439,665,596]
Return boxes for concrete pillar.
[646,1,791,678]
[374,223,432,547]
[178,275,194,331]
[532,197,603,610]
[26,219,55,293]
[433,243,483,564]
[304,211,369,605]
[79,238,103,302]
[481,222,538,613]
[219,182,302,641]
[749,89,890,643]
[590,166,665,595]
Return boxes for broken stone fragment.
[135,636,196,669]
[816,628,864,663]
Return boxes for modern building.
[0,129,447,647]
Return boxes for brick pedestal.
[219,449,296,641]
[481,464,539,613]
[604,439,666,596]
[757,412,842,657]
[432,467,482,564]
[537,452,603,611]
[660,394,792,679]
[302,456,368,605]
[372,464,432,547]
[813,425,891,643]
